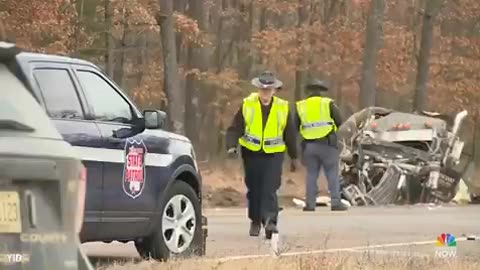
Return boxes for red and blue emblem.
[123,138,147,199]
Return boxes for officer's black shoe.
[249,222,261,237]
[265,223,279,240]
[303,207,315,212]
[331,201,349,211]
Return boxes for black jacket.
[225,97,298,159]
[293,94,343,147]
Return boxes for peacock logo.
[436,233,457,247]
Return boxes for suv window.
[76,70,133,124]
[33,68,85,119]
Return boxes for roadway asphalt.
[82,205,480,263]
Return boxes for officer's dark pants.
[242,152,284,225]
[302,142,341,208]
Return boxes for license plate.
[0,191,22,233]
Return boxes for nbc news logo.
[435,233,457,258]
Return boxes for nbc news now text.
[435,233,457,258]
[435,247,457,258]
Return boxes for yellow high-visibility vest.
[296,96,337,139]
[238,93,289,153]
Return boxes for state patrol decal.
[123,138,148,199]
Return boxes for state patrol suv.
[9,47,207,260]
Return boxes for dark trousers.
[242,152,284,225]
[302,142,341,208]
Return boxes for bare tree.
[0,19,6,41]
[104,0,115,78]
[295,0,310,102]
[185,0,209,142]
[73,0,85,57]
[213,0,228,73]
[174,0,187,63]
[158,0,184,134]
[236,1,255,79]
[359,0,385,109]
[113,4,128,89]
[413,0,445,112]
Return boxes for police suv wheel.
[142,181,202,261]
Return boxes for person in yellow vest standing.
[295,79,349,211]
[226,71,299,239]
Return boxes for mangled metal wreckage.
[337,107,468,206]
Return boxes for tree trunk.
[158,0,184,134]
[295,0,310,102]
[73,0,85,57]
[135,33,147,86]
[307,0,317,77]
[359,0,385,109]
[185,0,209,143]
[413,0,444,112]
[236,1,254,79]
[248,2,259,75]
[257,6,267,67]
[174,0,186,64]
[412,0,425,54]
[104,0,115,78]
[113,7,128,89]
[0,19,5,41]
[214,0,228,73]
[260,7,267,29]
[323,0,340,24]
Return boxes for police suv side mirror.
[144,110,166,129]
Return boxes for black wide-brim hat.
[305,79,330,92]
[251,71,283,89]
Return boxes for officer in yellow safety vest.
[294,79,349,211]
[226,71,299,239]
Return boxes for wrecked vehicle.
[337,107,468,206]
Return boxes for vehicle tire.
[134,239,150,258]
[142,180,203,261]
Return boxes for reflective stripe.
[264,137,284,146]
[302,121,334,129]
[72,146,174,167]
[242,134,261,145]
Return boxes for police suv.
[1,42,94,270]
[8,47,207,260]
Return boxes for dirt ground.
[200,160,329,208]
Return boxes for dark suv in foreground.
[7,46,207,260]
[0,42,93,270]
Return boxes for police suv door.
[29,63,104,240]
[71,65,155,239]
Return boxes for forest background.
[1,0,479,205]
